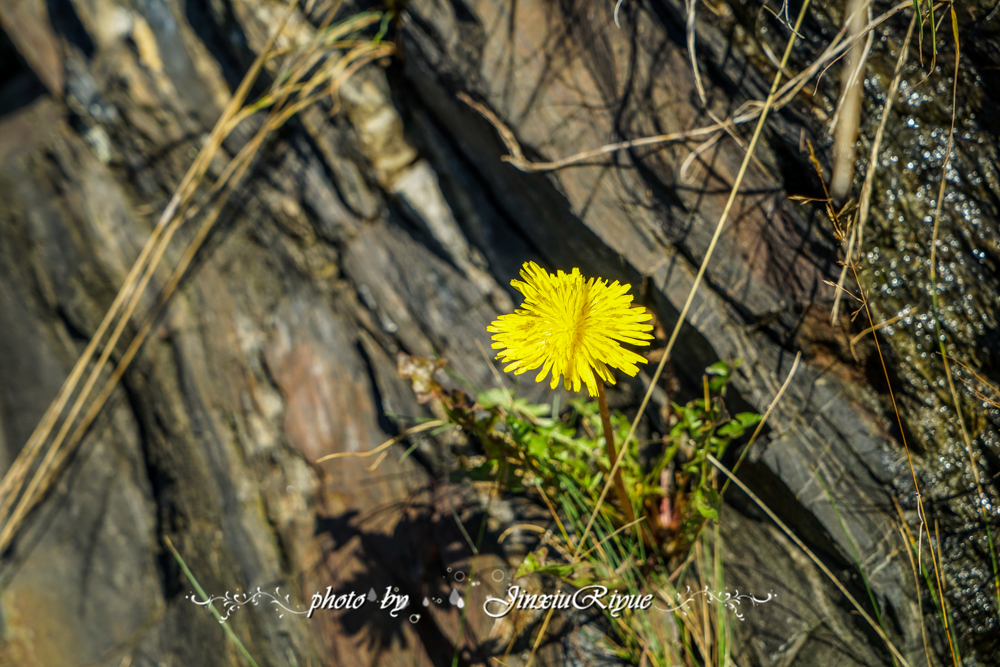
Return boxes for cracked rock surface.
[1,0,998,665]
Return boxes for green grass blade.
[816,472,896,666]
[164,536,261,667]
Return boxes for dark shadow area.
[46,0,95,58]
[184,0,261,92]
[0,30,47,119]
[311,491,606,666]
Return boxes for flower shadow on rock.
[312,499,507,664]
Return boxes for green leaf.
[684,405,701,426]
[430,423,455,437]
[736,412,763,427]
[478,388,510,407]
[588,471,604,490]
[535,563,578,577]
[514,552,579,579]
[704,486,721,510]
[705,361,730,376]
[527,436,547,459]
[716,422,745,438]
[691,488,720,522]
[514,552,543,577]
[518,401,551,417]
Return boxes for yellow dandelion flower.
[487,261,655,397]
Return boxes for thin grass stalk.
[0,0,355,527]
[524,465,638,666]
[464,1,914,175]
[895,497,951,646]
[789,0,910,106]
[577,0,814,566]
[933,518,961,665]
[450,472,501,667]
[707,453,912,667]
[845,248,936,665]
[892,499,935,667]
[831,14,916,321]
[224,14,380,136]
[697,540,710,665]
[0,7,391,553]
[926,6,1000,621]
[164,536,261,667]
[532,475,574,548]
[815,470,896,665]
[575,515,647,561]
[819,9,965,663]
[0,0,301,544]
[720,351,800,495]
[596,379,636,526]
[903,531,934,667]
[712,522,728,667]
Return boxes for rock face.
[0,0,997,665]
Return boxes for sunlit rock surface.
[0,0,997,664]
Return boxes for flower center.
[555,281,590,353]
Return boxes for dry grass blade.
[4,129,266,549]
[523,4,814,664]
[577,0,815,566]
[932,517,960,665]
[457,91,742,172]
[893,498,935,667]
[461,1,913,177]
[574,516,647,561]
[849,311,907,362]
[315,421,445,462]
[0,0,311,521]
[0,0,394,554]
[927,5,1000,619]
[496,523,548,544]
[707,453,912,667]
[855,11,915,250]
[830,0,875,200]
[832,14,915,322]
[721,350,801,494]
[0,0,303,549]
[686,0,706,106]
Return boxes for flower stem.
[596,379,636,526]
